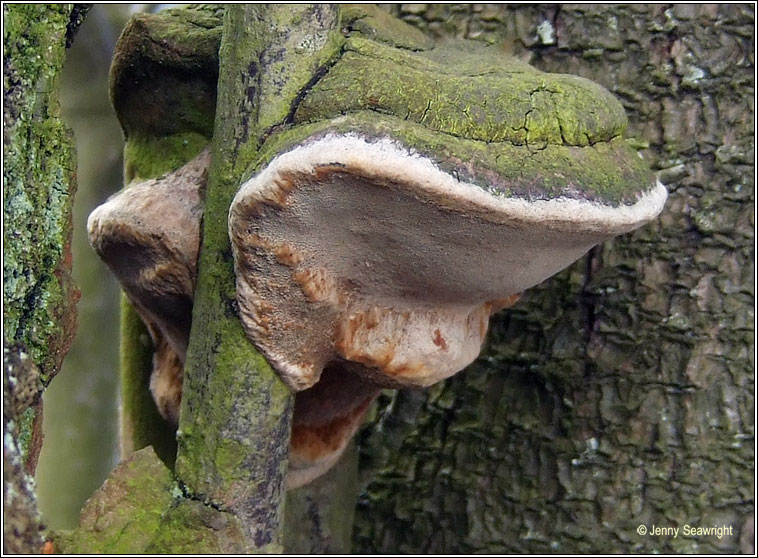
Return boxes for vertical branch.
[3,3,81,552]
[175,5,340,551]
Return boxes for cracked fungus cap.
[228,123,667,393]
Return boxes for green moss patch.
[51,446,249,553]
[247,112,655,205]
[295,36,627,148]
[124,133,209,183]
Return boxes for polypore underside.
[89,123,664,488]
[228,131,667,395]
[88,149,383,489]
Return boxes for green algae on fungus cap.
[228,126,667,397]
[293,12,664,205]
[295,35,628,149]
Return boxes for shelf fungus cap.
[228,124,667,393]
[87,148,210,363]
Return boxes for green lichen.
[295,36,627,148]
[340,4,435,51]
[241,7,649,204]
[15,406,37,459]
[245,111,654,205]
[175,7,352,548]
[174,261,292,498]
[124,132,209,183]
[3,4,77,383]
[213,438,248,484]
[147,499,247,553]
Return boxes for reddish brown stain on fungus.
[246,234,305,268]
[290,395,375,462]
[293,268,337,303]
[289,363,380,465]
[251,298,276,334]
[273,242,304,266]
[334,310,374,355]
[253,171,301,210]
[432,328,448,351]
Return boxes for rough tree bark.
[353,4,754,554]
[2,4,85,553]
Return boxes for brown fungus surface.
[87,149,210,424]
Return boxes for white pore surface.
[229,133,667,391]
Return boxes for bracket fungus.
[88,149,210,425]
[88,149,382,489]
[229,131,667,395]
[226,10,666,484]
[90,5,667,489]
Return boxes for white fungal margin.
[231,133,668,238]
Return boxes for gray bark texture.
[3,3,83,553]
[352,4,754,554]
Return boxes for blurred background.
[34,4,166,529]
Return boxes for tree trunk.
[175,5,339,551]
[2,4,84,553]
[27,4,752,555]
[353,4,754,554]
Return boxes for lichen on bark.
[3,3,78,386]
[3,4,81,553]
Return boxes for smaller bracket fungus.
[87,149,210,423]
